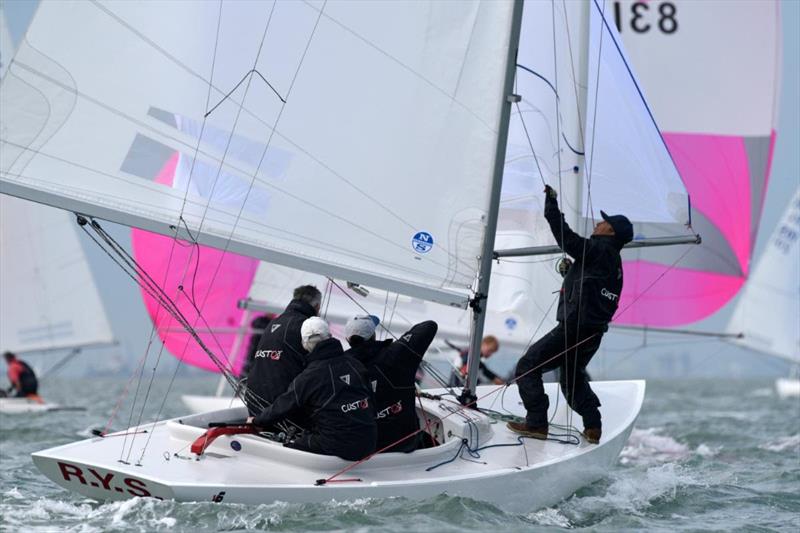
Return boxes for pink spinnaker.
[131,155,260,374]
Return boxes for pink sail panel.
[616,261,745,327]
[617,129,777,327]
[663,132,752,274]
[131,154,260,374]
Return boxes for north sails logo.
[255,350,282,360]
[340,397,369,413]
[376,400,403,419]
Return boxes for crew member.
[344,315,438,452]
[508,185,632,444]
[245,285,321,419]
[240,314,275,378]
[446,335,504,387]
[3,351,41,401]
[249,317,377,461]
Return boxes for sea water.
[1,377,798,532]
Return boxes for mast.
[460,0,525,405]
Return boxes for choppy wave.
[759,434,800,452]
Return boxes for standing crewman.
[508,185,632,444]
[3,351,41,401]
[344,316,438,452]
[245,285,321,421]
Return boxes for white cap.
[301,317,331,352]
[344,315,380,342]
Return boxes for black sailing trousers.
[514,323,603,429]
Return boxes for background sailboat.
[0,6,117,414]
[727,187,800,397]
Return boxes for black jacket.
[240,315,272,378]
[245,300,315,414]
[545,196,623,328]
[253,338,377,461]
[345,321,438,453]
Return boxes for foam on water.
[619,427,691,465]
[759,434,800,452]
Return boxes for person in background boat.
[446,336,504,387]
[244,285,321,420]
[248,317,377,461]
[3,351,42,402]
[344,316,438,452]
[240,313,276,378]
[508,185,632,445]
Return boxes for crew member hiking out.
[248,317,377,461]
[3,351,42,402]
[508,185,633,445]
[344,316,438,452]
[245,285,321,422]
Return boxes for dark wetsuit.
[253,338,376,461]
[346,321,438,453]
[7,359,38,397]
[240,315,273,378]
[245,300,315,418]
[514,195,624,429]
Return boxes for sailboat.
[0,7,117,415]
[727,187,800,398]
[3,0,694,509]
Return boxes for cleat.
[506,421,548,439]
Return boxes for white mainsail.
[727,187,800,364]
[0,195,115,354]
[0,0,520,307]
[0,4,114,355]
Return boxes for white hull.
[0,397,83,414]
[182,394,244,413]
[775,377,800,398]
[33,381,644,512]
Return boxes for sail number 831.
[614,1,678,35]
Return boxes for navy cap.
[600,210,634,244]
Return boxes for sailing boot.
[582,427,601,444]
[506,421,548,440]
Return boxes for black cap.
[600,210,633,245]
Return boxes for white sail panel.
[728,188,800,363]
[0,0,518,307]
[0,195,115,353]
[247,232,544,354]
[584,0,688,225]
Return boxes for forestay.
[0,0,518,308]
[727,188,800,364]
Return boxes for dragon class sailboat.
[2,0,692,509]
[727,187,800,398]
[0,7,117,415]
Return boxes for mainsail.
[0,5,115,355]
[727,187,800,364]
[611,0,781,326]
[0,195,115,353]
[0,0,521,308]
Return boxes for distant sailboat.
[0,6,117,414]
[3,0,693,509]
[727,187,800,398]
